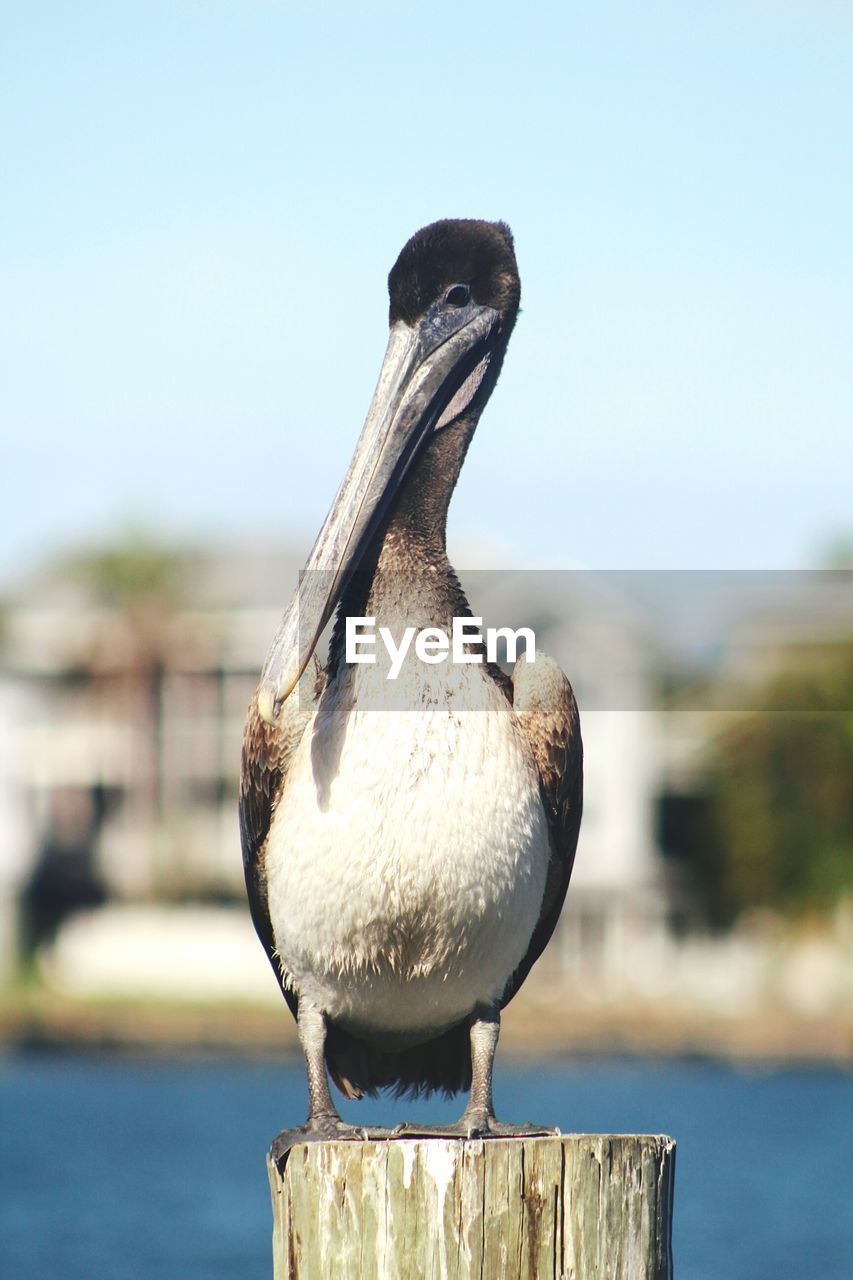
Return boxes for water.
[1,1052,850,1279]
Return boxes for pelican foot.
[392,1114,561,1141]
[271,1116,398,1162]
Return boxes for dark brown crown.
[388,219,520,330]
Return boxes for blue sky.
[2,1,851,582]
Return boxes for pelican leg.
[458,1005,559,1138]
[393,1006,559,1140]
[271,1001,390,1161]
[299,1000,340,1125]
[458,1005,500,1133]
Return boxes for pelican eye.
[444,283,471,308]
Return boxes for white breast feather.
[264,662,550,1036]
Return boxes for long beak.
[258,301,500,724]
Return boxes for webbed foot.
[271,1114,365,1162]
[392,1111,560,1140]
[271,1115,400,1163]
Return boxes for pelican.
[240,219,582,1151]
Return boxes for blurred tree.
[819,535,853,570]
[701,644,853,924]
[19,532,192,951]
[67,528,186,614]
[65,529,191,814]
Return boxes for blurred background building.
[2,537,850,1050]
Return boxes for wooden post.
[267,1134,675,1279]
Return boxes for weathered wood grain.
[267,1134,675,1279]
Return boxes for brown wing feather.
[238,661,323,1018]
[500,650,583,1007]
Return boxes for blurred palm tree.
[63,530,195,890]
[20,531,194,948]
[702,643,853,924]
